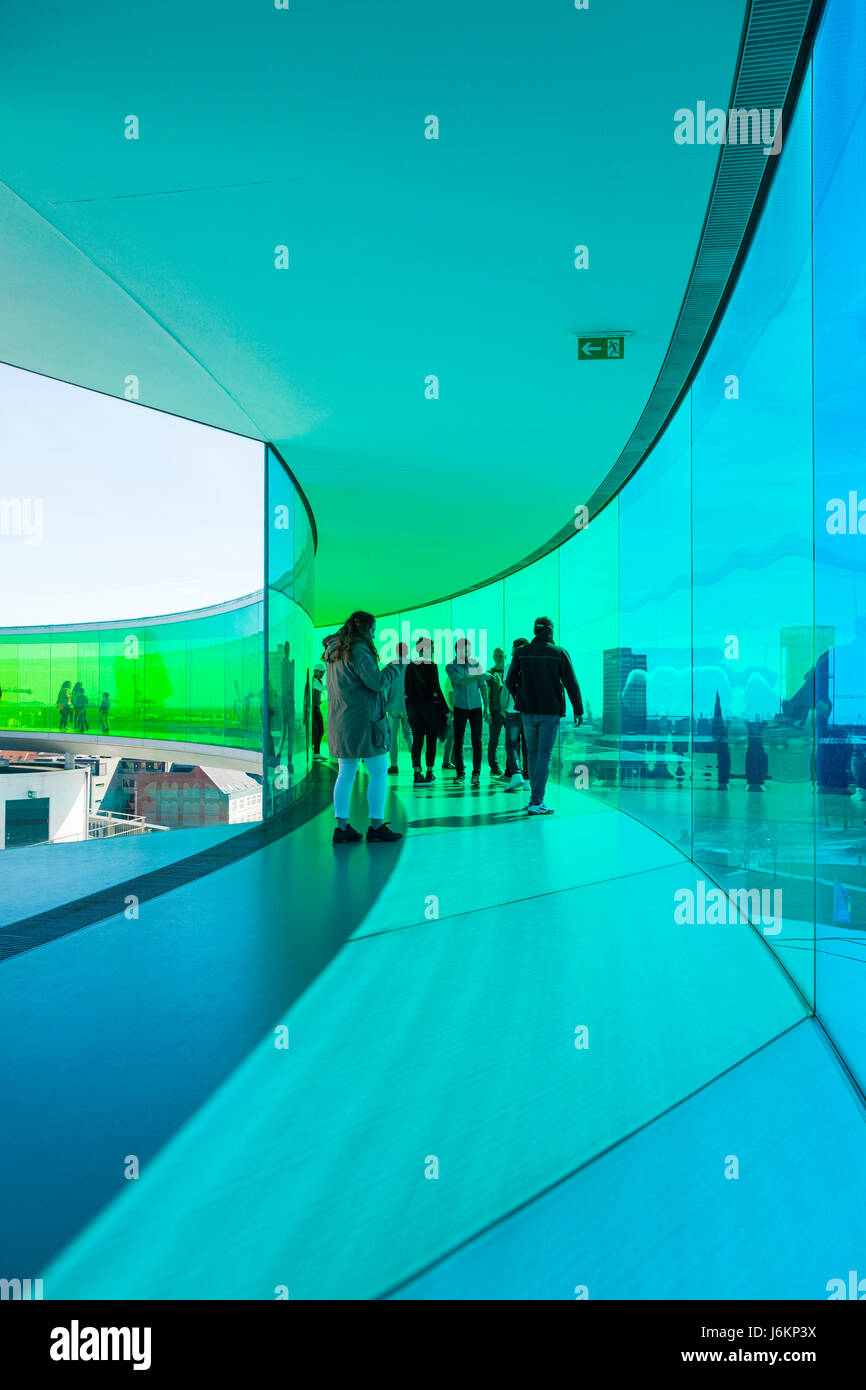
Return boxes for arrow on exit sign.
[578,336,624,360]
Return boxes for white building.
[0,766,88,849]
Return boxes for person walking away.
[405,636,448,786]
[501,636,530,792]
[486,647,506,775]
[505,616,582,814]
[323,610,404,843]
[311,662,326,757]
[98,691,111,733]
[446,637,489,788]
[386,643,412,775]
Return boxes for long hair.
[327,610,377,664]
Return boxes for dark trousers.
[312,705,324,754]
[453,707,483,775]
[487,710,504,768]
[408,702,439,768]
[504,712,528,778]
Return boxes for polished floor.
[0,767,396,1272]
[5,760,857,1299]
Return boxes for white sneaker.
[503,774,524,792]
[527,801,554,815]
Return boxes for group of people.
[321,610,583,843]
[56,681,111,734]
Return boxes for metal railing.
[87,811,170,838]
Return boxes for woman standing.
[323,611,404,843]
[405,636,448,786]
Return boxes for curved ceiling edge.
[267,444,319,554]
[383,0,824,618]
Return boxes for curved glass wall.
[312,0,864,1093]
[0,598,264,751]
[0,443,316,824]
[265,445,315,815]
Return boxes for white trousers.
[334,753,389,821]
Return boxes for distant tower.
[712,690,731,790]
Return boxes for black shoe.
[471,772,480,788]
[388,766,399,776]
[424,770,436,783]
[413,770,425,786]
[333,825,362,844]
[366,823,404,842]
[490,763,502,776]
[454,771,465,784]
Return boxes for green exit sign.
[578,336,624,360]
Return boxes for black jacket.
[505,637,583,718]
[405,659,445,708]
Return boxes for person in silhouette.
[405,635,448,786]
[441,680,455,770]
[386,642,412,776]
[98,691,111,733]
[311,662,326,757]
[302,670,311,754]
[72,682,89,733]
[501,636,529,792]
[276,641,295,770]
[486,647,506,775]
[446,637,489,787]
[56,680,73,729]
[505,616,582,814]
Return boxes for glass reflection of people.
[446,637,489,787]
[385,642,412,776]
[57,680,73,729]
[302,670,311,755]
[72,681,89,732]
[405,636,448,786]
[99,691,111,733]
[323,610,404,843]
[276,640,295,771]
[312,662,326,758]
[486,647,506,775]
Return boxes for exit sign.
[578,336,624,360]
